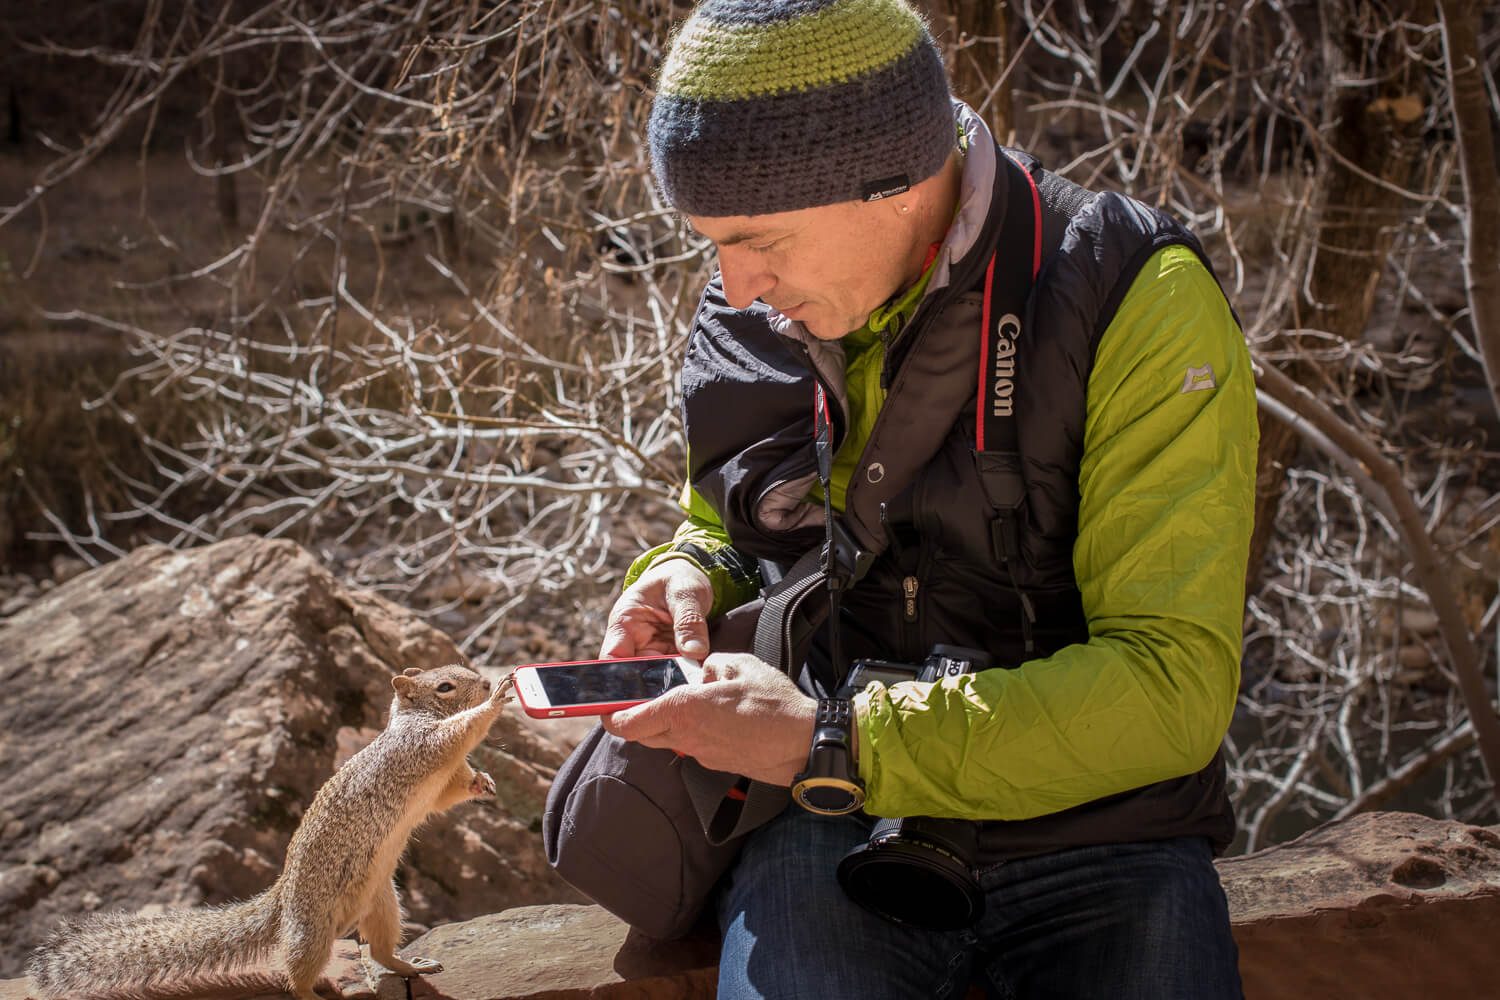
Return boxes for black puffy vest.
[681,148,1237,858]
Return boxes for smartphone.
[511,654,701,718]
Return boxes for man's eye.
[748,239,781,252]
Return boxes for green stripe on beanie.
[658,0,928,100]
[648,0,953,217]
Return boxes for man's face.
[688,198,918,340]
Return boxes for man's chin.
[804,322,854,341]
[772,303,851,340]
[797,313,849,341]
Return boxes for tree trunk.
[1245,0,1438,592]
[213,87,239,230]
[1437,0,1500,423]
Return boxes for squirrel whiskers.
[29,664,513,1000]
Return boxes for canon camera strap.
[973,152,1046,654]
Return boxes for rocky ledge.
[4,810,1498,1000]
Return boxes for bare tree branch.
[1256,353,1500,796]
[1436,0,1500,421]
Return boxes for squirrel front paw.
[489,673,515,706]
[470,771,496,798]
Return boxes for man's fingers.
[599,600,672,658]
[663,583,711,659]
[603,696,673,742]
[598,622,643,658]
[675,625,710,660]
[599,560,713,660]
[605,668,814,785]
[701,652,766,683]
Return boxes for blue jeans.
[716,808,1243,1000]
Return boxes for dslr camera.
[834,644,990,931]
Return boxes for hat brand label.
[863,174,911,202]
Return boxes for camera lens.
[836,817,985,930]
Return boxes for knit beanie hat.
[648,0,954,217]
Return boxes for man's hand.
[601,652,818,787]
[599,557,714,660]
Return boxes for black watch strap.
[792,698,865,815]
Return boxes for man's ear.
[881,182,921,217]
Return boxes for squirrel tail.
[28,886,283,998]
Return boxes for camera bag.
[541,550,830,940]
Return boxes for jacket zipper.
[802,342,847,454]
[881,501,921,629]
[878,312,904,391]
[877,314,901,391]
[902,575,919,623]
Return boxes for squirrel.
[28,662,514,1000]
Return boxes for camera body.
[835,644,991,930]
[844,647,977,690]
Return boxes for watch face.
[795,699,863,815]
[798,782,859,813]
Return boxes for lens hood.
[836,821,985,930]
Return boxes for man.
[598,1,1256,996]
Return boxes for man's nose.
[716,247,775,310]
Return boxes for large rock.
[14,810,1489,999]
[403,905,720,1000]
[386,811,1500,999]
[0,537,584,979]
[1224,810,1500,997]
[405,811,1500,1000]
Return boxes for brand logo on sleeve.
[1180,364,1217,394]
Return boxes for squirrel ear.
[402,667,424,677]
[392,675,412,695]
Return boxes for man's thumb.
[675,619,710,660]
[665,575,711,659]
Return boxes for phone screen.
[533,657,690,706]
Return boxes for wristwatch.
[792,698,866,815]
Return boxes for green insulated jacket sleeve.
[854,245,1259,821]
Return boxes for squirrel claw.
[470,771,496,797]
[491,673,515,704]
[374,954,443,979]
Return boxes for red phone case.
[512,655,687,719]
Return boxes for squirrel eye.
[437,682,455,693]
